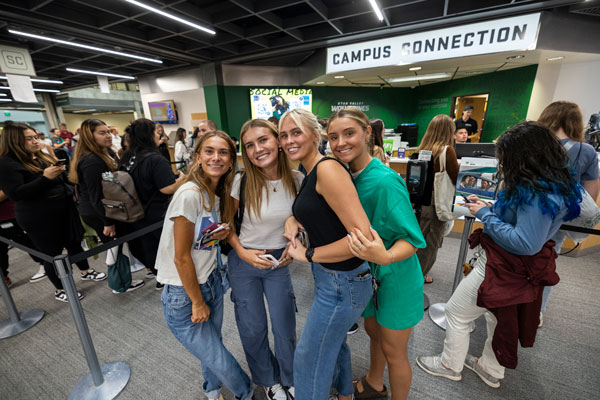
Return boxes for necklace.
[269,180,280,192]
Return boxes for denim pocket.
[168,291,192,310]
[348,272,374,310]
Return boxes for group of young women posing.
[154,107,426,400]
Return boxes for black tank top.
[292,157,363,271]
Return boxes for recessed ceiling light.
[409,67,422,71]
[123,0,215,35]
[547,56,564,61]
[66,68,135,79]
[9,29,162,64]
[0,76,63,84]
[388,73,452,83]
[506,55,525,60]
[334,75,345,79]
[316,81,325,84]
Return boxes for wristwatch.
[305,247,315,263]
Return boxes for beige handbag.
[434,146,455,221]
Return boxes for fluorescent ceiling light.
[124,0,215,35]
[9,29,162,64]
[0,76,63,84]
[547,56,564,61]
[334,75,345,79]
[66,67,135,79]
[0,86,59,93]
[316,81,325,84]
[0,99,12,102]
[506,55,525,60]
[409,66,422,71]
[368,0,384,21]
[388,73,452,83]
[72,109,97,113]
[0,93,6,96]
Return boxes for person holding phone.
[280,109,374,400]
[69,119,144,293]
[0,121,106,302]
[156,130,254,400]
[226,119,303,400]
[416,122,581,389]
[326,108,426,400]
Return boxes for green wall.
[205,65,538,143]
[412,65,538,142]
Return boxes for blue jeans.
[294,261,373,399]
[228,248,296,388]
[161,269,253,400]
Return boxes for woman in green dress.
[328,108,426,400]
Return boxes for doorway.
[450,93,489,143]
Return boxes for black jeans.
[16,198,89,291]
[0,219,43,277]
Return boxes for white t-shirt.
[156,181,220,285]
[111,134,122,153]
[231,170,304,249]
[174,141,190,163]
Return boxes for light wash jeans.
[161,269,253,400]
[441,246,505,379]
[541,230,567,313]
[228,248,296,387]
[294,261,373,399]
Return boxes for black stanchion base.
[424,293,430,311]
[68,361,130,400]
[0,309,45,339]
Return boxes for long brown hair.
[0,121,56,172]
[538,101,584,141]
[69,119,117,184]
[240,119,297,220]
[186,130,237,225]
[417,114,454,159]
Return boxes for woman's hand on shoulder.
[347,227,389,265]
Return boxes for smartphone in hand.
[55,159,68,166]
[258,254,280,267]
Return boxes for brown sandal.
[353,376,388,399]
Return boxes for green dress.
[355,158,426,330]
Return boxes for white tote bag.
[434,146,455,222]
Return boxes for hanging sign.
[326,13,541,73]
[0,44,36,76]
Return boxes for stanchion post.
[0,267,45,339]
[428,217,476,331]
[53,254,130,399]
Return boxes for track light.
[66,68,135,79]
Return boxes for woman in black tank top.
[279,109,374,400]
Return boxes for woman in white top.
[227,119,302,400]
[174,127,191,172]
[156,130,253,400]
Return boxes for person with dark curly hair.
[417,121,581,389]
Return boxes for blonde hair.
[538,101,584,141]
[417,114,454,159]
[279,108,323,147]
[69,119,117,184]
[0,122,56,172]
[186,130,237,225]
[239,119,297,220]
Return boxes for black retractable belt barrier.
[0,221,163,399]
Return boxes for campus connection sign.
[326,13,541,73]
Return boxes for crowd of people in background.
[0,100,597,400]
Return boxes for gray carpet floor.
[1,237,599,400]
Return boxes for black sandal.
[353,376,388,399]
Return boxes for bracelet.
[388,251,394,265]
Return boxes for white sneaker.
[286,386,295,400]
[112,280,145,294]
[265,383,287,400]
[538,312,543,328]
[30,265,47,283]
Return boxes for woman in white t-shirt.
[174,127,190,172]
[156,130,254,400]
[227,119,302,400]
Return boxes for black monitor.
[396,124,419,147]
[455,143,496,158]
